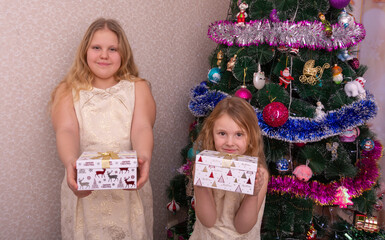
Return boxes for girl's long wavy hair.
[194,97,266,168]
[51,18,140,105]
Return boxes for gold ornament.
[217,50,224,66]
[299,60,330,85]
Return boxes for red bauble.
[263,102,289,127]
[348,57,360,70]
[329,0,350,9]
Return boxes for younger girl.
[51,18,155,239]
[190,97,268,240]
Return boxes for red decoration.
[236,2,248,26]
[191,197,195,210]
[279,67,294,88]
[167,199,180,214]
[306,223,317,240]
[294,142,306,147]
[348,57,360,70]
[262,102,289,127]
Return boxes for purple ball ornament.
[234,85,252,101]
[329,0,351,9]
[348,58,360,70]
[270,9,280,23]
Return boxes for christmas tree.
[167,0,385,239]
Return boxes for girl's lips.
[97,62,110,66]
[223,149,237,153]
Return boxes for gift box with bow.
[76,151,137,190]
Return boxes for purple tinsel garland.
[208,19,366,51]
[268,140,382,205]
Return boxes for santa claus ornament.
[236,2,248,27]
[279,67,294,89]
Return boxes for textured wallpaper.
[0,0,228,239]
[1,0,384,239]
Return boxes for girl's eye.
[218,132,226,136]
[236,132,244,137]
[91,46,100,50]
[110,48,117,52]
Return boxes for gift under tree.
[166,0,385,239]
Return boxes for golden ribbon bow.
[91,151,119,168]
[215,152,240,168]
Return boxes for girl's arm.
[234,166,269,234]
[193,165,217,228]
[131,80,156,189]
[51,84,91,198]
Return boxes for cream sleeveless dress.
[190,189,265,240]
[60,80,153,240]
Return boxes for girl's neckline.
[92,80,124,91]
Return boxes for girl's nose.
[226,136,234,145]
[100,50,108,59]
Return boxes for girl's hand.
[136,158,150,189]
[66,162,92,198]
[253,168,267,196]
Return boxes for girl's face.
[213,113,248,155]
[87,28,121,86]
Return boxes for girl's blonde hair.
[51,18,140,105]
[194,97,266,167]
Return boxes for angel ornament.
[314,101,326,120]
[299,60,330,85]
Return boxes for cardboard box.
[76,151,137,190]
[194,150,258,195]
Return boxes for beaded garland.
[207,19,365,51]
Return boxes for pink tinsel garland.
[268,140,383,205]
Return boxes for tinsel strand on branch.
[268,140,382,205]
[208,19,365,51]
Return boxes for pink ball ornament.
[374,199,383,211]
[329,0,350,9]
[234,85,252,101]
[263,102,289,127]
[339,127,360,142]
[293,165,313,182]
